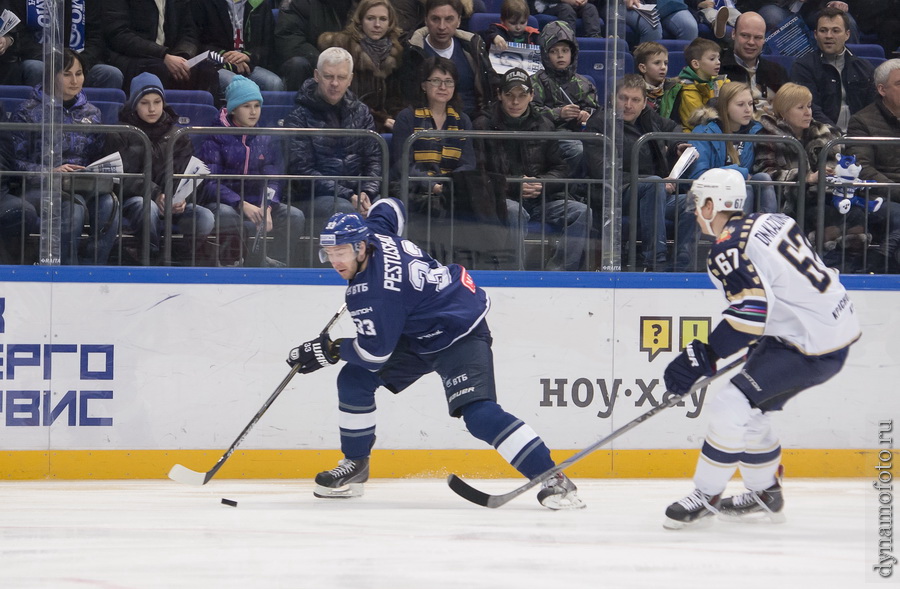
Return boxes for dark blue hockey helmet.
[319,212,369,262]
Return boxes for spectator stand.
[163,125,390,268]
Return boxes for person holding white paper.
[585,74,691,271]
[105,73,215,266]
[11,49,119,265]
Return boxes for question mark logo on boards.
[640,316,712,361]
[538,315,715,419]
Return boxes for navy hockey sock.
[461,400,554,479]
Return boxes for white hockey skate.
[537,473,586,510]
[314,458,369,498]
[663,489,721,529]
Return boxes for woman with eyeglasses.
[390,56,475,205]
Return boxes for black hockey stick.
[447,355,746,508]
[168,303,348,486]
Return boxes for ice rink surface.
[0,478,881,588]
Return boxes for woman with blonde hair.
[757,82,871,268]
[675,82,777,270]
[318,0,405,132]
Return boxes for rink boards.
[0,267,895,480]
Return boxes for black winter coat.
[283,79,382,201]
[103,0,199,65]
[274,0,354,68]
[847,98,900,184]
[791,49,876,127]
[476,103,569,207]
[585,105,682,181]
[192,0,277,71]
[105,105,194,203]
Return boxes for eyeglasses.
[425,78,455,88]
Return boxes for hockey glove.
[287,334,341,374]
[664,339,717,396]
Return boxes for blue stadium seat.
[535,14,591,36]
[577,49,634,77]
[169,103,220,126]
[657,39,691,52]
[0,96,24,117]
[482,0,503,12]
[261,91,296,106]
[259,104,294,127]
[468,12,539,34]
[576,37,628,52]
[83,87,126,103]
[764,54,794,76]
[0,85,35,99]
[166,89,215,106]
[92,100,123,124]
[667,51,687,77]
[848,44,885,59]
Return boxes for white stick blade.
[167,464,208,486]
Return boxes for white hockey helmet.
[688,168,746,214]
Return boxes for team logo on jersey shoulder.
[460,267,476,294]
[716,225,736,244]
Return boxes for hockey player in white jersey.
[286,198,584,510]
[662,168,861,529]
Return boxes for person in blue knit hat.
[104,71,216,265]
[197,76,306,266]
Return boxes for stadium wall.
[0,267,895,480]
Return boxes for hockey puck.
[221,498,238,507]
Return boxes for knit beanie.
[129,72,166,110]
[226,75,264,112]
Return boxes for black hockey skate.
[313,458,369,498]
[719,466,786,523]
[663,489,721,529]
[537,473,586,510]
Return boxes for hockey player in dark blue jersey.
[661,168,860,529]
[286,198,584,509]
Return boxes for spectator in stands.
[8,0,123,89]
[754,82,866,264]
[599,0,700,45]
[661,37,728,132]
[318,0,405,133]
[655,0,701,41]
[679,82,777,269]
[791,6,875,131]
[0,102,38,264]
[479,0,540,51]
[103,0,217,94]
[530,20,599,175]
[105,73,216,266]
[477,68,592,271]
[11,49,119,265]
[736,0,859,43]
[586,74,689,270]
[192,0,285,92]
[391,57,475,204]
[718,12,788,114]
[850,0,900,60]
[0,0,18,84]
[284,47,382,225]
[275,0,354,92]
[527,0,602,39]
[847,59,900,269]
[402,0,496,128]
[198,76,306,267]
[686,0,738,39]
[634,41,674,114]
